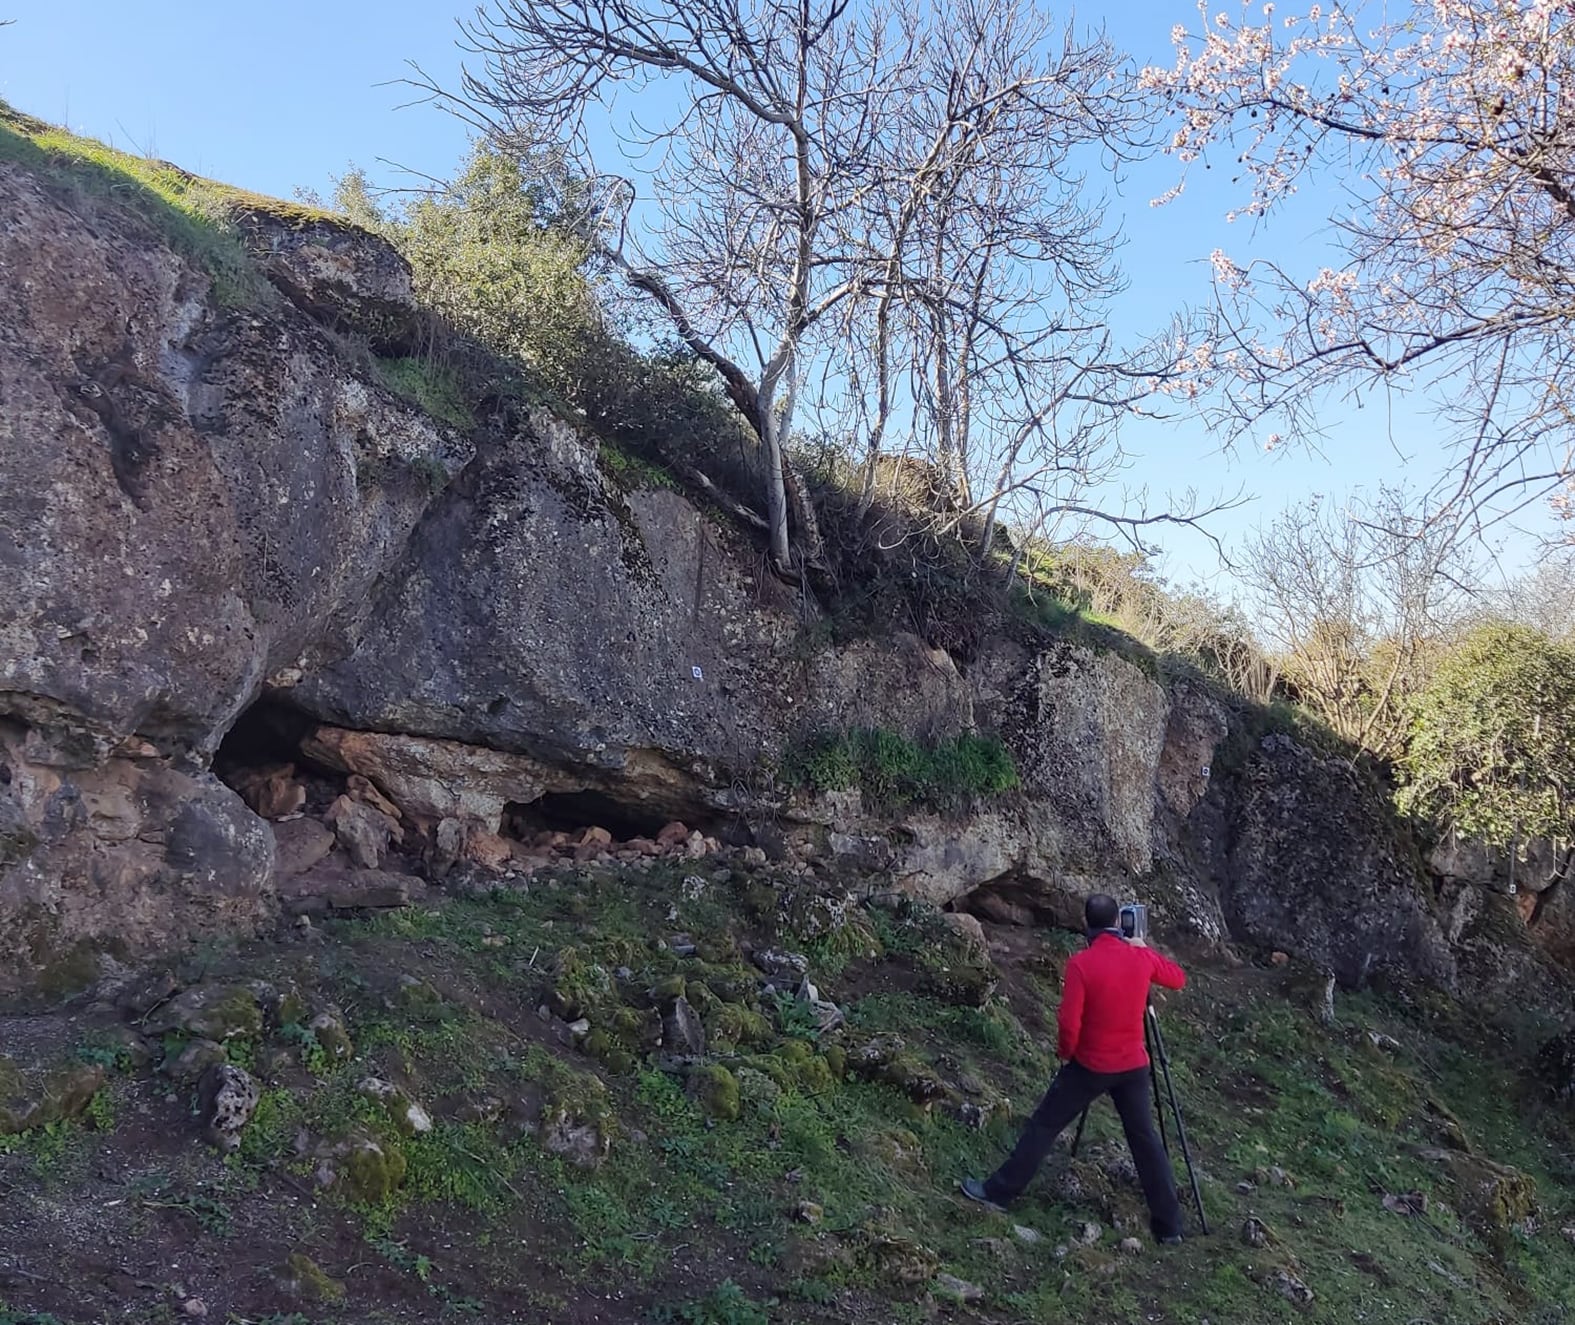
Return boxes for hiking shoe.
[959,1178,1007,1214]
[1158,1233,1184,1245]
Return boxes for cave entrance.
[504,789,696,843]
[212,698,344,818]
[213,700,319,777]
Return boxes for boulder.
[1222,734,1455,989]
[231,205,419,351]
[302,727,560,832]
[661,996,707,1060]
[272,816,336,878]
[275,865,422,915]
[198,1063,260,1151]
[142,983,265,1041]
[0,1054,105,1135]
[0,722,275,993]
[323,793,401,869]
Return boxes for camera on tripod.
[1118,902,1148,941]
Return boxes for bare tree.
[1241,487,1473,756]
[411,0,1213,577]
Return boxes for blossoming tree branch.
[1152,0,1575,537]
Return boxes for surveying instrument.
[1069,1002,1209,1235]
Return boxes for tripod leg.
[1145,1014,1170,1155]
[1069,1106,1090,1158]
[1147,1008,1209,1236]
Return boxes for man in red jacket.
[961,893,1186,1243]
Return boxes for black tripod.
[1070,1004,1208,1235]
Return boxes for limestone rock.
[231,763,307,819]
[308,1010,355,1063]
[661,996,707,1060]
[324,794,402,870]
[0,163,469,761]
[0,726,274,994]
[198,1063,259,1151]
[302,727,560,833]
[0,1055,106,1135]
[272,816,336,878]
[462,827,513,872]
[232,205,419,351]
[1418,1147,1536,1243]
[934,1273,984,1303]
[144,984,264,1042]
[1271,1268,1315,1305]
[161,1039,229,1087]
[276,865,421,916]
[356,1076,434,1136]
[280,1252,347,1305]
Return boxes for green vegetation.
[783,727,1018,810]
[374,356,472,430]
[1398,623,1575,848]
[653,1280,772,1325]
[2,858,1573,1322]
[0,99,319,306]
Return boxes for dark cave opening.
[503,789,696,842]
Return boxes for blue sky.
[0,2,1553,596]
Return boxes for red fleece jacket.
[1057,932,1187,1073]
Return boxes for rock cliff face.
[0,132,1559,1004]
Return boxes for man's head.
[1084,893,1119,933]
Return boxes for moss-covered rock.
[144,984,265,1041]
[0,1056,106,1135]
[690,1064,741,1121]
[308,1011,355,1063]
[796,1055,837,1096]
[705,1001,770,1050]
[160,1038,229,1086]
[282,1252,346,1303]
[1420,1147,1536,1247]
[860,1233,940,1286]
[339,1134,408,1203]
[548,947,615,1020]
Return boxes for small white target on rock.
[1200,765,1211,779]
[691,665,704,680]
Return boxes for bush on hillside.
[1397,623,1575,848]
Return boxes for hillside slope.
[3,854,1572,1324]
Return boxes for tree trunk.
[761,411,793,571]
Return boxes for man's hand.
[1128,935,1148,948]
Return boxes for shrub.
[782,728,1018,811]
[1397,622,1575,848]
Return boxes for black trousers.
[983,1060,1183,1238]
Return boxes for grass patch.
[374,355,472,430]
[782,727,1018,811]
[600,441,680,492]
[0,99,323,306]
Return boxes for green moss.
[284,1252,346,1304]
[341,1136,407,1204]
[781,727,1018,811]
[774,1039,813,1065]
[598,442,679,492]
[707,1003,771,1050]
[690,1065,741,1122]
[795,1055,836,1096]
